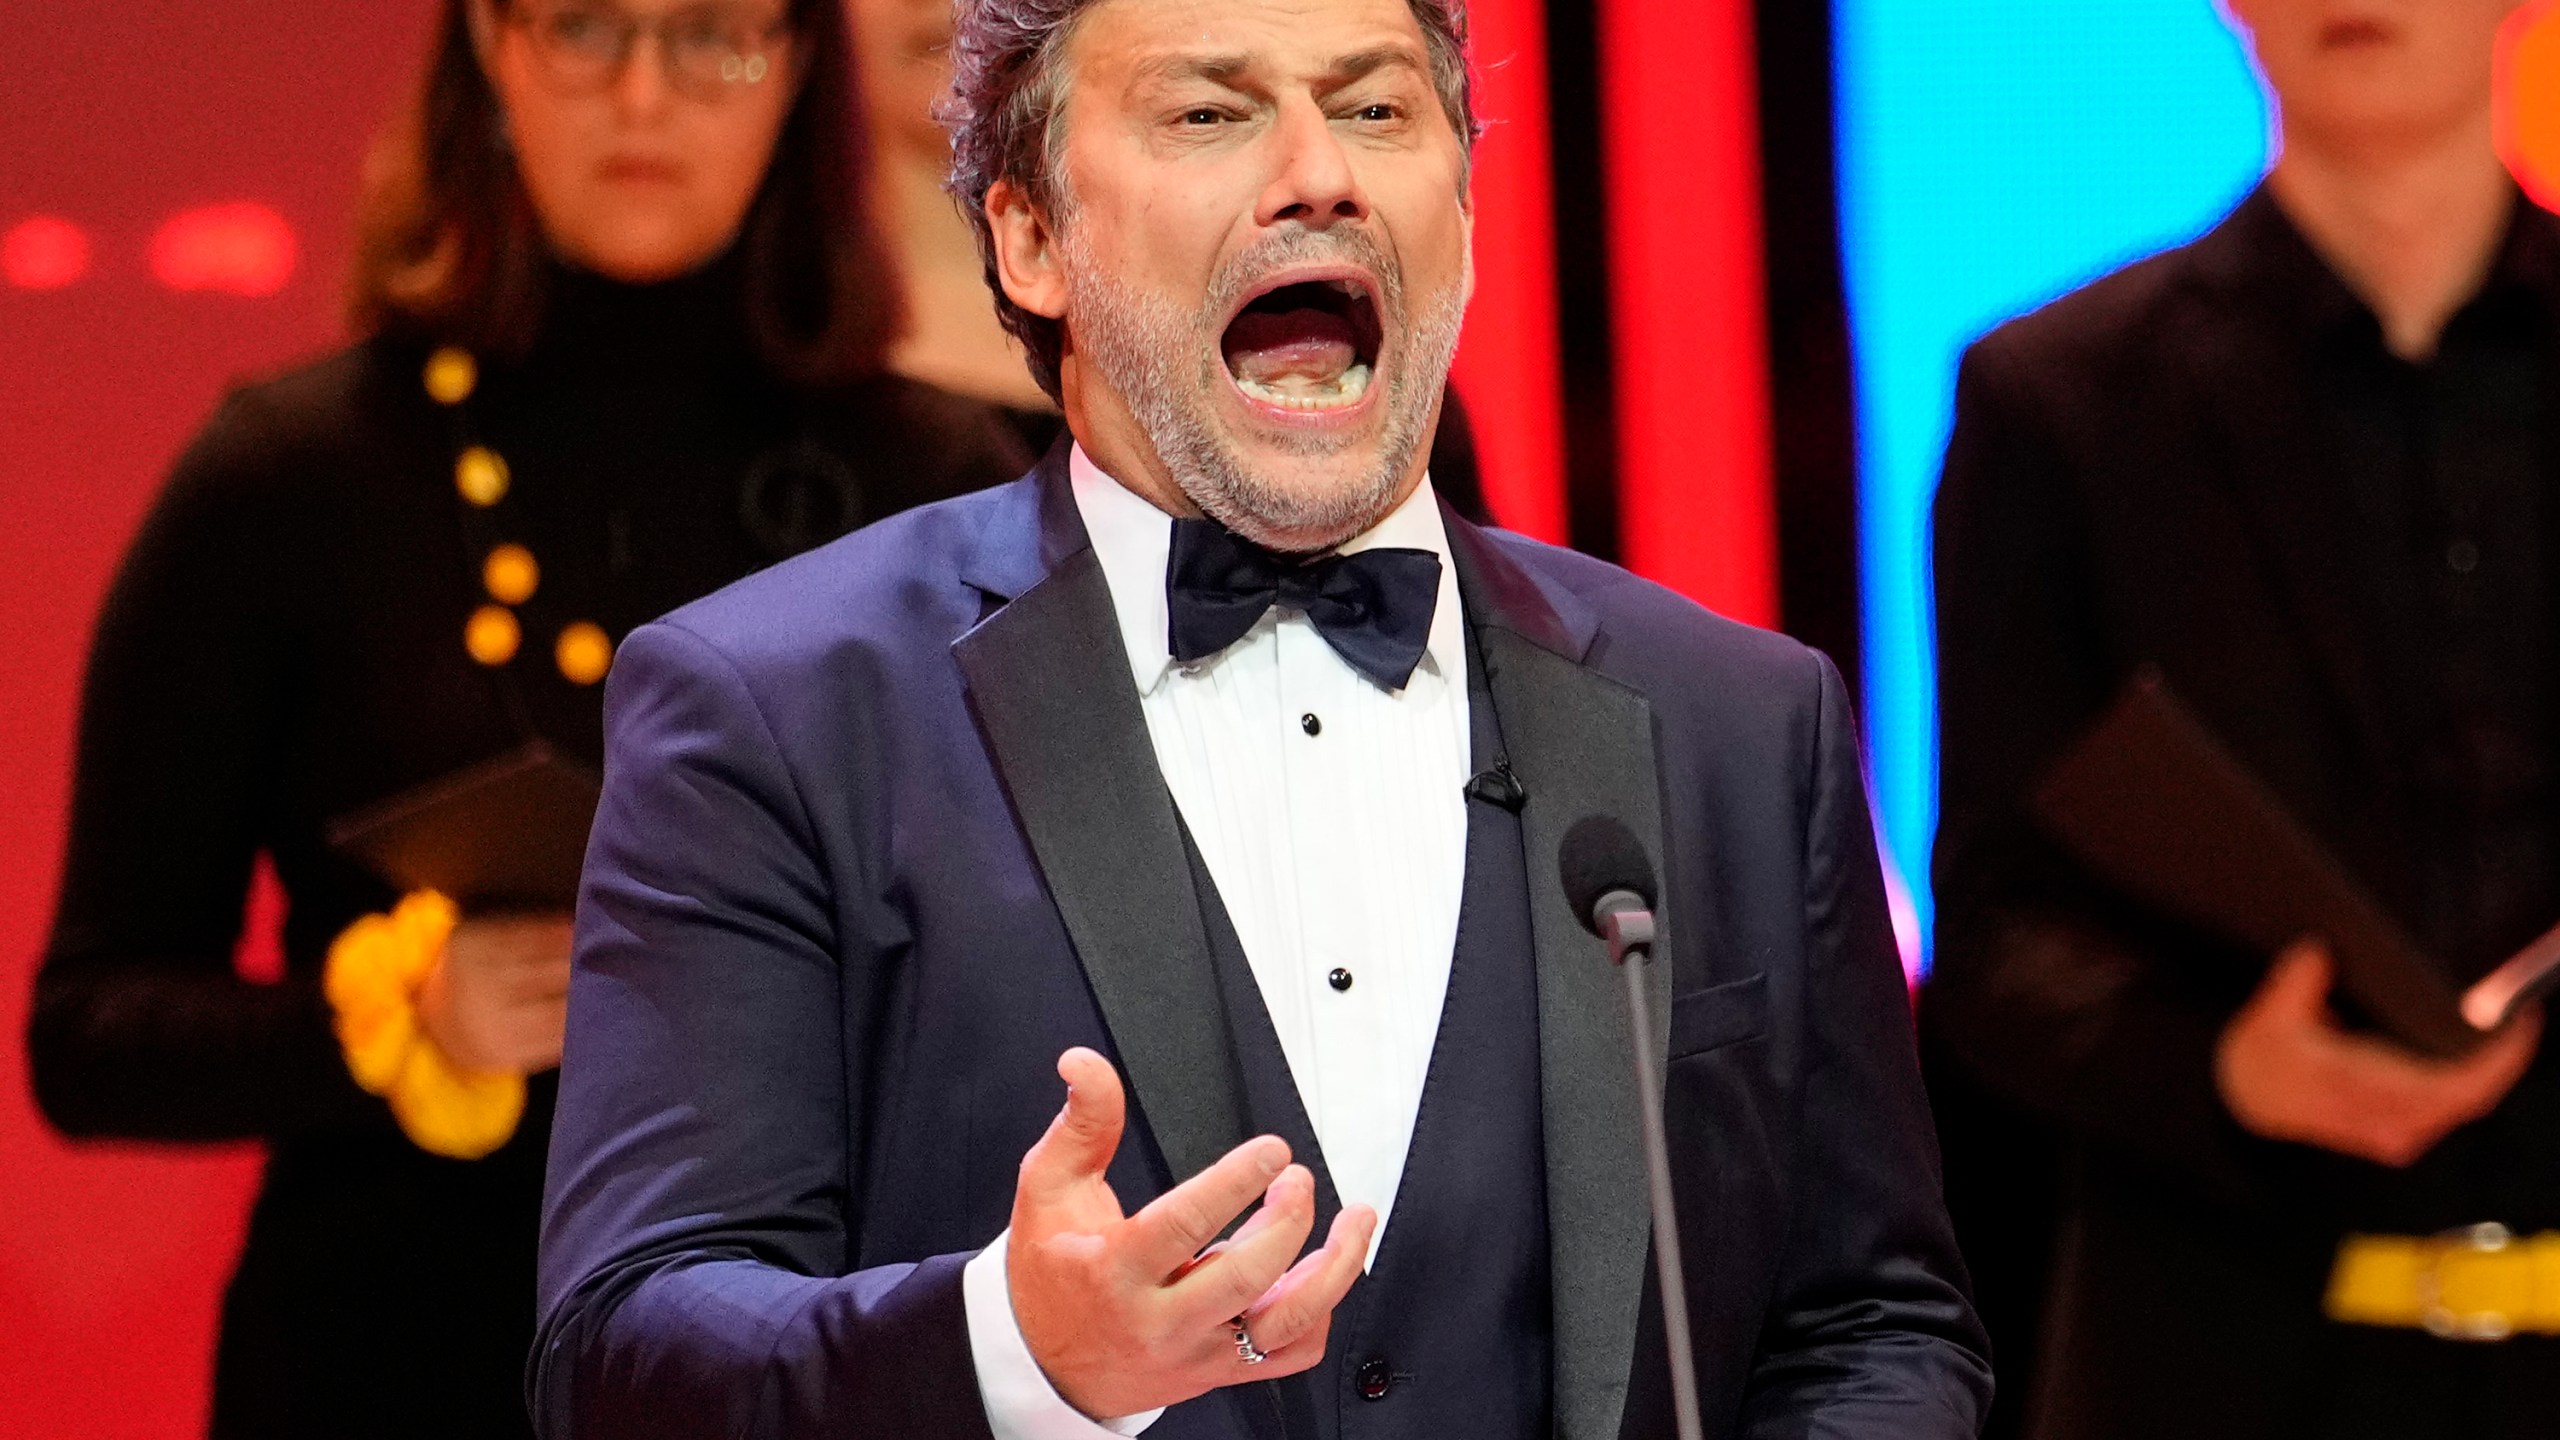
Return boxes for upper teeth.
[1323,278,1369,301]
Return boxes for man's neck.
[2266,109,2515,361]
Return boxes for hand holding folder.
[2031,674,2560,1059]
[2217,938,2539,1167]
[325,743,593,1080]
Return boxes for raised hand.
[2216,940,2542,1167]
[417,912,575,1075]
[1007,1047,1377,1421]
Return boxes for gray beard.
[1060,224,1468,553]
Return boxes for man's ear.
[987,178,1069,322]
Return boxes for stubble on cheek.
[1058,216,1469,551]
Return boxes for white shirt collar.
[1068,442,1465,696]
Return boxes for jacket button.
[1356,1358,1392,1401]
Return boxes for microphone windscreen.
[1558,814,1657,935]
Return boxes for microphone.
[1464,757,1528,812]
[1558,816,1703,1440]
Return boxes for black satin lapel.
[951,549,1252,1191]
[1472,621,1668,1440]
[2184,312,2397,769]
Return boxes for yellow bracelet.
[322,891,526,1160]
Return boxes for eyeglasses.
[510,2,794,101]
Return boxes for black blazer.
[28,319,1032,1438]
[1928,188,2560,1440]
[532,446,1990,1438]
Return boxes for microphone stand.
[1596,893,1705,1440]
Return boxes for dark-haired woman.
[26,2,1029,1434]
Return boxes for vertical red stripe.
[1601,0,1777,625]
[1451,0,1569,543]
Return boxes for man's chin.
[1186,442,1411,554]
[1170,374,1426,550]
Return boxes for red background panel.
[0,2,434,1434]
[1600,0,1775,626]
[1449,0,1569,542]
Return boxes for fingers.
[1235,1203,1375,1353]
[2318,1020,2542,1166]
[2221,941,2539,1167]
[519,997,569,1071]
[1125,1142,1298,1284]
[2434,1010,2541,1120]
[1017,1048,1128,1210]
[1234,1325,1331,1379]
[448,915,576,991]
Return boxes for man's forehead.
[1070,0,1432,87]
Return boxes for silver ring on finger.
[1229,1315,1268,1365]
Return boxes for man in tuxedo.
[1929,2,2560,1437]
[530,0,1988,1435]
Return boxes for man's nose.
[1257,99,1368,229]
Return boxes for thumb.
[2253,939,2335,1020]
[1018,1047,1126,1209]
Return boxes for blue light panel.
[1835,0,2270,964]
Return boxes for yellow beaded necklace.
[423,345,615,687]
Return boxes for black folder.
[326,742,602,911]
[2030,674,2560,1058]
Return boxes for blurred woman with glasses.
[25,1,1030,1434]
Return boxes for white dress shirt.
[961,445,1474,1440]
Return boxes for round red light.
[149,202,298,297]
[3,215,92,290]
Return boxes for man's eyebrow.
[1319,45,1429,90]
[1124,43,1430,93]
[1127,52,1255,89]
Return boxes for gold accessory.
[554,620,614,686]
[465,604,523,666]
[2326,1226,2560,1340]
[456,446,511,507]
[425,348,616,687]
[322,891,527,1160]
[424,347,477,405]
[483,544,540,606]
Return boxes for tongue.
[1223,306,1358,387]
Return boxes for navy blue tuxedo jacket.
[531,450,1990,1438]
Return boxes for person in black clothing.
[25,1,1028,1434]
[1927,2,2560,1437]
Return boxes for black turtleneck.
[27,259,1031,1438]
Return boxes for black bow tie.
[1165,517,1442,690]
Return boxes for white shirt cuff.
[963,1229,1166,1439]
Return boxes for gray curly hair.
[937,0,1481,400]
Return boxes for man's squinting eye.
[1352,103,1400,122]
[1181,107,1226,125]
